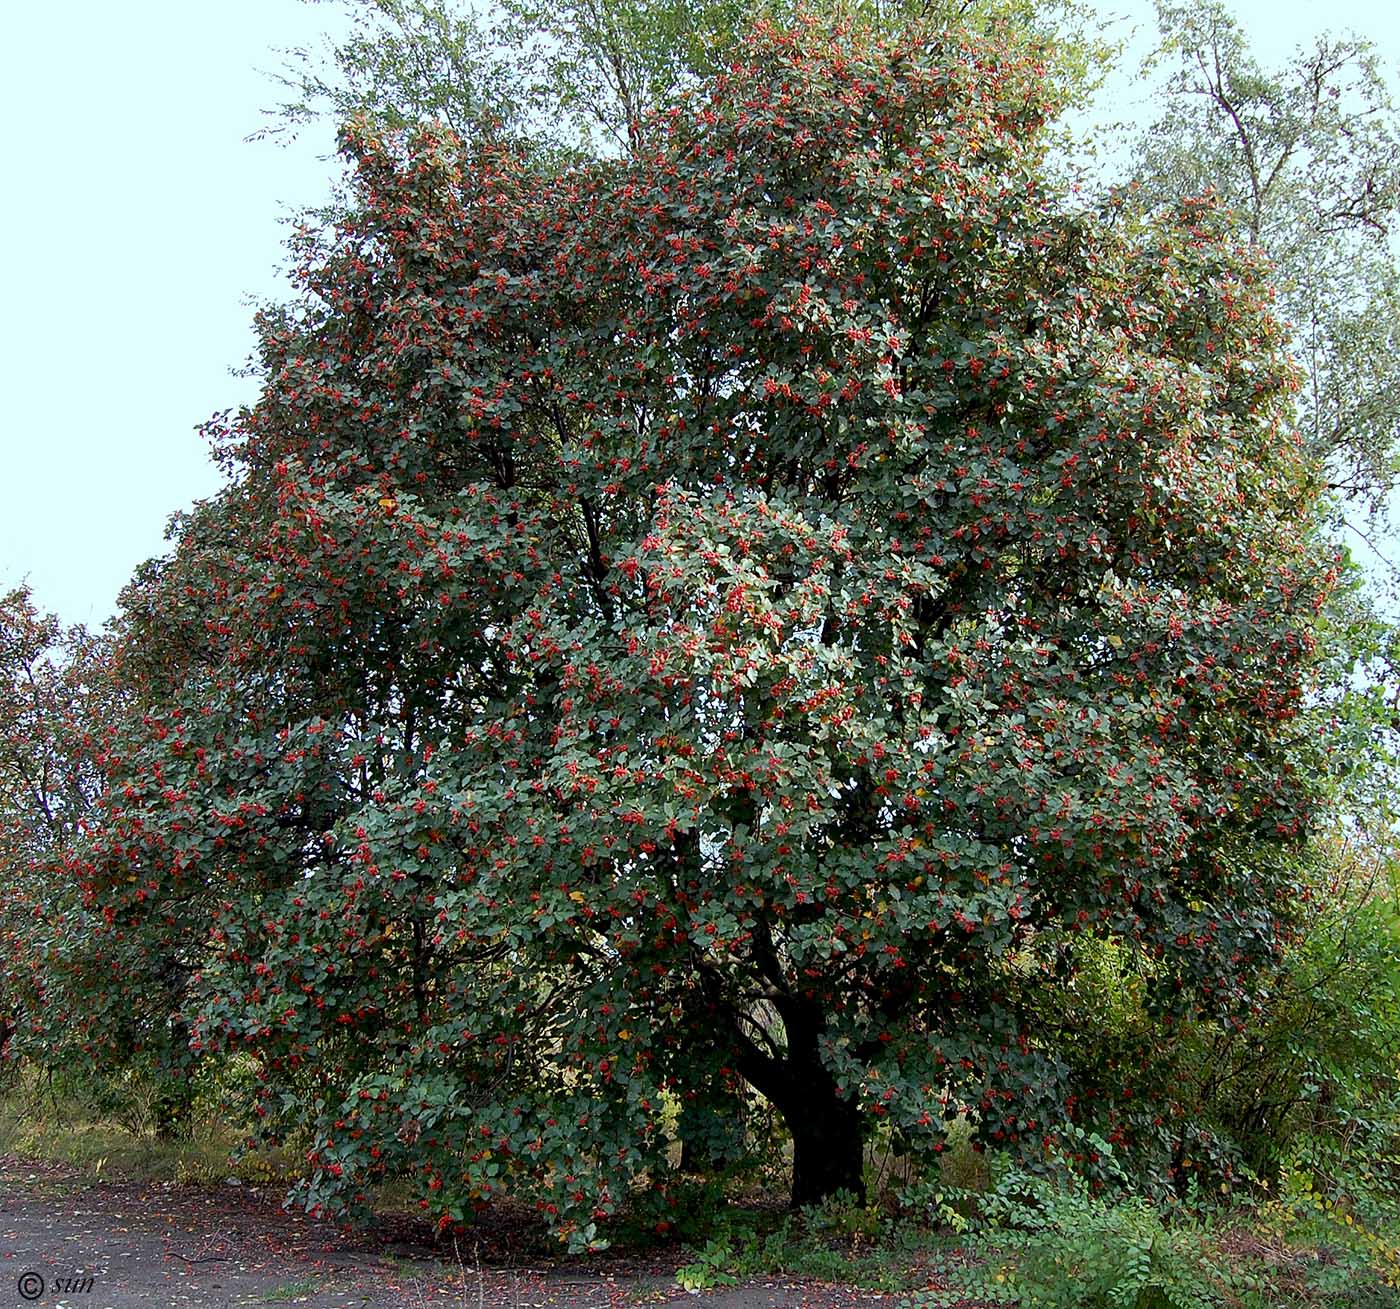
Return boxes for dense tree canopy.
[56,15,1339,1248]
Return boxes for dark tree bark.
[788,1091,867,1207]
[726,986,868,1207]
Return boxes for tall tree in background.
[0,594,103,1066]
[1133,0,1400,519]
[1051,0,1400,1189]
[1129,0,1400,911]
[261,0,1109,159]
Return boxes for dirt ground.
[0,1155,914,1309]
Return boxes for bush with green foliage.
[1029,836,1400,1209]
[674,1193,941,1295]
[912,1163,1257,1309]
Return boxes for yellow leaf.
[568,890,585,903]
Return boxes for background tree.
[1106,3,1400,1196]
[0,586,208,1135]
[0,590,101,1060]
[1132,0,1400,519]
[260,0,1110,160]
[0,597,118,1095]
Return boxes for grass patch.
[0,1077,297,1188]
[263,1277,324,1302]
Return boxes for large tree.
[78,16,1335,1246]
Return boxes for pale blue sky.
[2,0,1397,627]
[1,1,344,627]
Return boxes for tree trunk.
[789,1092,866,1207]
[727,991,868,1209]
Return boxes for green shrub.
[1248,1145,1400,1301]
[910,1167,1258,1309]
[1039,845,1400,1208]
[675,1235,742,1292]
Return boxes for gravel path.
[0,1157,913,1309]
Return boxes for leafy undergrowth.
[0,1062,299,1188]
[644,1158,1400,1309]
[897,1164,1400,1309]
[667,1192,955,1295]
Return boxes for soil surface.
[0,1156,922,1309]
